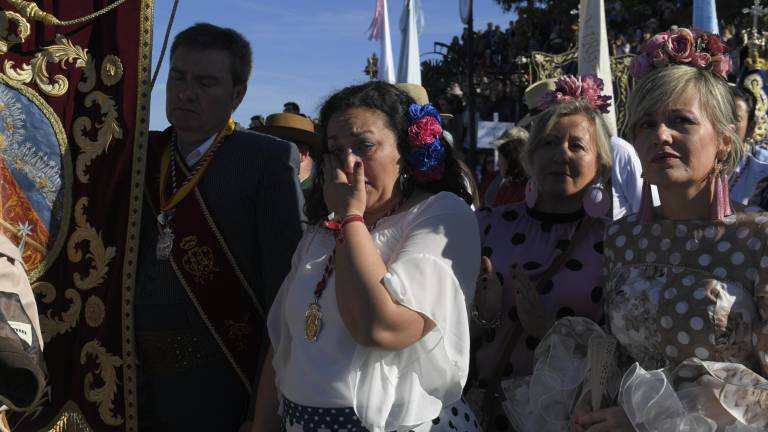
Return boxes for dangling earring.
[583,177,610,218]
[525,178,538,208]
[399,170,408,193]
[710,161,731,221]
[639,178,654,224]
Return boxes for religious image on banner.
[0,73,69,281]
[0,1,152,431]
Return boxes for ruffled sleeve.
[350,193,481,432]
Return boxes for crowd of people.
[421,12,747,140]
[153,22,768,432]
[4,14,768,432]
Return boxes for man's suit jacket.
[133,128,304,431]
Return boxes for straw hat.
[395,83,454,120]
[516,78,557,128]
[492,127,529,147]
[396,83,430,105]
[255,113,320,154]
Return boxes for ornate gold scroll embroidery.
[77,54,97,94]
[224,314,251,351]
[73,92,123,183]
[80,341,124,426]
[3,34,88,97]
[67,197,116,290]
[33,282,81,343]
[100,55,123,87]
[84,295,105,328]
[180,236,219,283]
[0,11,30,55]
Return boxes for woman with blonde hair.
[470,74,613,431]
[504,28,768,432]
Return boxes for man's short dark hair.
[171,23,252,86]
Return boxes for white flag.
[397,0,422,85]
[370,0,396,82]
[578,0,616,136]
[693,0,718,34]
[459,0,472,25]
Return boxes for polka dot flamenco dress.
[503,209,768,431]
[470,202,606,431]
[280,398,479,432]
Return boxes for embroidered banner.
[0,1,152,431]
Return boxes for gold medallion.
[305,301,323,343]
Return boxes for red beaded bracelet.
[341,214,364,229]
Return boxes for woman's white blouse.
[268,192,481,432]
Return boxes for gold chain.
[7,0,126,26]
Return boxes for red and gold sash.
[147,126,264,390]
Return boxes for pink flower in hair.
[557,75,583,96]
[700,31,726,56]
[539,74,612,113]
[664,28,695,62]
[711,54,732,79]
[691,52,711,68]
[641,32,669,54]
[630,28,731,81]
[407,116,442,146]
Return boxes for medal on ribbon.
[156,118,235,259]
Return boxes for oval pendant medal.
[305,301,323,343]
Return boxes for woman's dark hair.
[732,85,756,130]
[305,81,473,224]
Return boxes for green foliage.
[492,0,765,34]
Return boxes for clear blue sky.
[149,0,516,129]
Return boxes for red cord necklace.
[304,195,408,343]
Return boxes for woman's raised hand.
[323,155,367,218]
[474,257,504,321]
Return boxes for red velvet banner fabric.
[0,1,152,430]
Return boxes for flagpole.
[467,4,477,178]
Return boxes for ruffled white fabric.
[269,192,480,432]
[503,317,768,432]
[620,360,768,432]
[502,317,601,432]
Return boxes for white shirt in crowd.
[611,136,643,219]
[268,192,480,432]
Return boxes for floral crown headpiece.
[539,74,612,114]
[405,103,446,183]
[629,28,731,81]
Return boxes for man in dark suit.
[135,23,304,430]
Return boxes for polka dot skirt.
[281,397,479,432]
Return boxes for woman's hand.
[474,257,503,321]
[323,155,367,218]
[571,406,634,432]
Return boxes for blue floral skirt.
[280,396,480,432]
